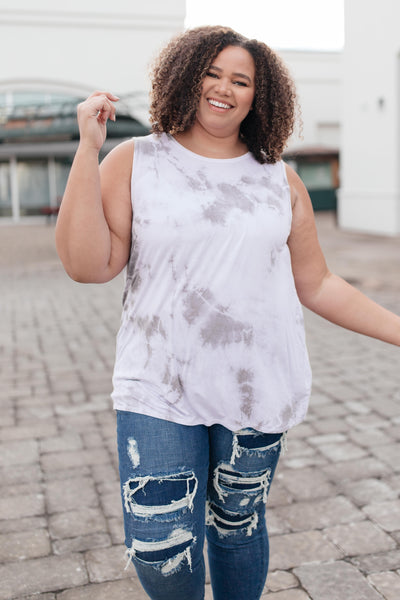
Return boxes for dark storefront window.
[297,162,333,190]
[17,160,50,216]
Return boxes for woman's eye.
[234,81,247,87]
[206,72,218,78]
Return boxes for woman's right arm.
[55,91,133,283]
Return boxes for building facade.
[281,50,342,151]
[0,0,185,221]
[339,0,400,234]
[4,1,397,234]
[281,49,342,211]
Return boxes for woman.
[56,25,400,600]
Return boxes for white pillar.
[339,0,400,235]
[10,156,19,222]
[48,156,57,208]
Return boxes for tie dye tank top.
[112,133,311,433]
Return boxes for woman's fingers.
[94,91,120,123]
[88,91,120,102]
[76,92,120,150]
[79,91,119,123]
[97,102,116,123]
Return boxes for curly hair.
[149,25,299,164]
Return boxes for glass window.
[17,160,50,216]
[0,162,12,217]
[13,92,47,107]
[11,92,81,108]
[3,92,82,120]
[50,94,81,105]
[0,95,7,122]
[297,162,333,190]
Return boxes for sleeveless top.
[111,133,312,433]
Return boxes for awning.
[0,102,150,144]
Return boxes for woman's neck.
[174,125,248,159]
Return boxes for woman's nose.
[215,78,231,95]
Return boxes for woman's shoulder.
[283,162,308,209]
[102,132,161,164]
[283,162,309,194]
[99,138,135,184]
[102,137,135,165]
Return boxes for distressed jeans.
[116,410,284,600]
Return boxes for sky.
[185,0,345,51]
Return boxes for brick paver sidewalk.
[0,213,399,599]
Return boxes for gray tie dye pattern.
[111,133,312,433]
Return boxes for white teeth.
[208,99,231,109]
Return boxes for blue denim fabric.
[116,411,283,600]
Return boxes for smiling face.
[195,45,256,139]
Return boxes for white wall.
[0,1,186,221]
[279,50,342,151]
[0,1,186,121]
[339,0,400,234]
[0,2,342,148]
[11,2,399,232]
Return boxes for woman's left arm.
[286,164,400,347]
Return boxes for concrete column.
[10,156,19,222]
[48,157,57,208]
[339,0,400,235]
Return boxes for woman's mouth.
[207,98,233,110]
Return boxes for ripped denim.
[116,411,285,600]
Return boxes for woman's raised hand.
[77,91,120,152]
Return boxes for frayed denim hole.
[210,519,241,532]
[135,539,193,563]
[127,476,196,506]
[213,464,272,504]
[236,432,282,450]
[208,503,250,527]
[123,472,198,519]
[218,468,266,491]
[125,528,197,574]
[206,501,259,536]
